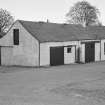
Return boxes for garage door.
[85,42,95,63]
[50,47,64,66]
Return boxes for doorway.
[50,46,64,66]
[85,42,95,63]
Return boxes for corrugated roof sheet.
[19,20,105,42]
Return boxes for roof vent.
[61,23,68,27]
[47,19,49,23]
[63,23,68,25]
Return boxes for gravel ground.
[0,62,105,105]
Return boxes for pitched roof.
[18,20,105,42]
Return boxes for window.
[13,29,19,45]
[67,47,72,53]
[104,43,105,54]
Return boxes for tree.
[66,1,100,27]
[0,8,14,36]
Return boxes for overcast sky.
[0,0,105,24]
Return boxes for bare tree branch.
[0,8,14,35]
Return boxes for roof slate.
[18,20,105,42]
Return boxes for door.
[50,46,64,66]
[64,46,76,64]
[85,42,95,63]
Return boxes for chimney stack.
[47,19,49,23]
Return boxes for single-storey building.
[0,20,105,66]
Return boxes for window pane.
[104,43,105,54]
[13,29,19,45]
[67,47,71,53]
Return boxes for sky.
[0,0,105,25]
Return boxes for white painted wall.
[64,46,75,64]
[80,43,85,63]
[100,39,105,60]
[95,42,101,61]
[40,40,101,66]
[0,21,39,66]
[1,47,13,65]
[40,41,79,66]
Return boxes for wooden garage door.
[50,47,64,66]
[85,42,95,63]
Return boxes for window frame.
[67,47,72,53]
[104,42,105,55]
[13,29,19,45]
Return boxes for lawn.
[0,62,105,105]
